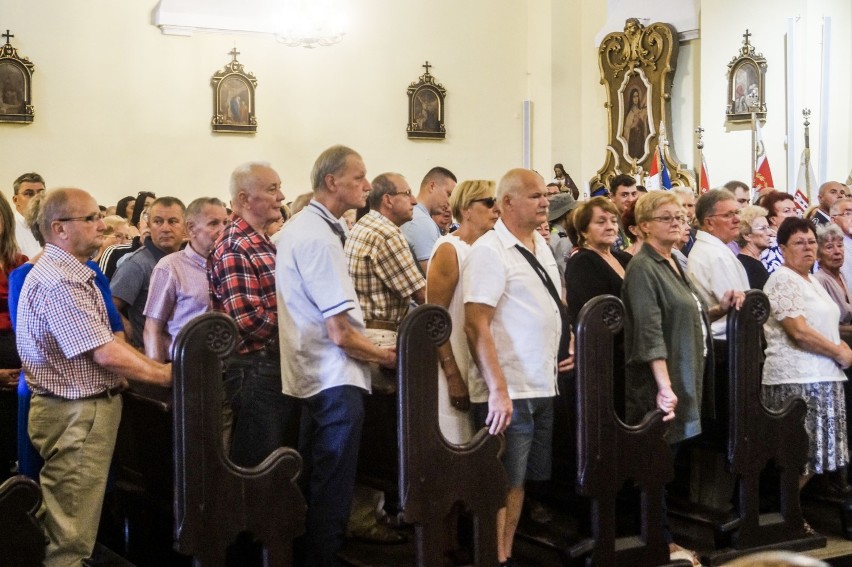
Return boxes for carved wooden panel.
[172,313,305,566]
[397,304,506,566]
[590,19,695,191]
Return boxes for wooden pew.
[0,475,43,566]
[712,289,826,563]
[397,304,507,567]
[572,294,677,566]
[172,312,306,566]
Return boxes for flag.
[792,147,817,215]
[752,120,774,191]
[699,153,711,194]
[647,145,672,190]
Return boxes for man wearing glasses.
[830,197,852,286]
[111,197,186,349]
[18,188,171,565]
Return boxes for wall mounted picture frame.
[726,30,767,123]
[0,30,35,123]
[211,47,257,134]
[407,61,446,140]
[589,19,695,190]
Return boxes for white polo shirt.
[462,219,560,399]
[276,201,370,398]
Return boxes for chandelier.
[274,0,346,48]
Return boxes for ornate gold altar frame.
[407,61,446,140]
[590,19,694,191]
[725,30,767,123]
[211,47,257,134]
[0,30,35,124]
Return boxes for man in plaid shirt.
[18,188,171,566]
[208,161,286,467]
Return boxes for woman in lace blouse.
[761,217,852,498]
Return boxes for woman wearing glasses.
[92,215,131,264]
[426,180,500,444]
[762,218,852,511]
[736,205,772,289]
[622,191,716,565]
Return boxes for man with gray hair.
[18,187,171,565]
[144,197,229,362]
[11,172,45,257]
[209,162,286,468]
[277,145,396,565]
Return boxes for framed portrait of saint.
[0,32,35,123]
[726,30,767,122]
[407,61,446,140]
[211,48,257,134]
[617,72,653,164]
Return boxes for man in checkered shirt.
[344,172,425,391]
[17,188,172,567]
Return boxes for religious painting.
[617,72,652,164]
[726,30,767,122]
[407,61,446,140]
[211,48,257,134]
[589,19,695,191]
[0,30,35,123]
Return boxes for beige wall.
[2,0,849,209]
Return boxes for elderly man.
[17,188,171,566]
[401,166,457,273]
[672,186,697,255]
[111,197,185,348]
[11,172,45,257]
[345,172,425,367]
[464,168,573,566]
[277,145,396,565]
[209,162,286,468]
[814,181,846,226]
[687,189,748,340]
[143,197,228,362]
[830,197,852,286]
[609,174,639,250]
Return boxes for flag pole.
[803,108,812,203]
[695,126,704,194]
[750,112,757,202]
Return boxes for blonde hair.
[449,180,496,220]
[634,191,682,225]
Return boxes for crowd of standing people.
[2,160,852,566]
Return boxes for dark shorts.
[472,397,554,487]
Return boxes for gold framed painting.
[211,48,257,134]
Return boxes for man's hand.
[486,388,512,435]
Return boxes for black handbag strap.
[514,244,562,309]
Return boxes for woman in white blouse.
[426,180,500,444]
[762,217,852,505]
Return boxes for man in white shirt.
[11,172,45,257]
[464,168,573,566]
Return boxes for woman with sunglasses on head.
[426,180,500,444]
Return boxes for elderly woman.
[622,191,719,564]
[736,205,771,289]
[93,215,131,264]
[761,217,852,501]
[426,180,500,444]
[813,225,852,334]
[759,191,799,274]
[565,196,631,415]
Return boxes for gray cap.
[547,192,579,222]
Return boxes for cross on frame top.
[422,60,431,74]
[2,30,13,45]
[229,47,240,62]
[742,29,751,45]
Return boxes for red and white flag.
[752,120,775,191]
[793,147,817,215]
[699,153,711,194]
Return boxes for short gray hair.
[496,168,535,202]
[311,145,359,192]
[817,223,845,247]
[186,197,226,221]
[671,186,695,199]
[229,161,272,201]
[830,197,852,216]
[736,205,768,247]
[695,189,736,226]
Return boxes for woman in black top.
[736,204,771,289]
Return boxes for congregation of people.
[3,158,852,567]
